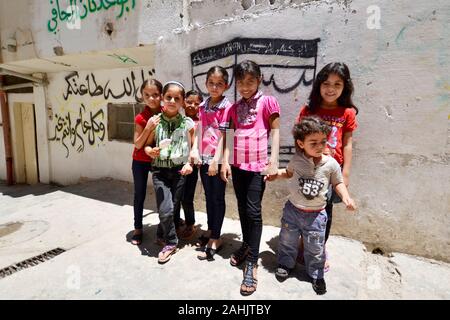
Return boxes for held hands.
[265,161,279,176]
[263,161,279,182]
[146,114,161,131]
[264,168,283,182]
[180,162,193,176]
[144,146,160,159]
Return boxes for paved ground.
[1,178,449,300]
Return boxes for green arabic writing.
[48,0,136,33]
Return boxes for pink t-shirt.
[223,91,280,172]
[198,96,232,164]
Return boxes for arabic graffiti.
[192,37,321,160]
[47,0,136,34]
[63,69,155,102]
[49,104,105,158]
[191,37,321,100]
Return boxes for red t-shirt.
[132,106,159,162]
[296,106,358,165]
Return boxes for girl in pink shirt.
[220,60,280,296]
[195,66,232,261]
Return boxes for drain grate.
[0,248,66,279]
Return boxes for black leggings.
[231,166,266,264]
[132,159,153,230]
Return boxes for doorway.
[12,102,39,184]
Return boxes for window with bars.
[107,103,145,143]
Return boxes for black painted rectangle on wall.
[191,37,321,66]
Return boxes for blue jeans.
[278,201,327,279]
[200,164,226,239]
[152,167,185,246]
[132,159,153,230]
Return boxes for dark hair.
[138,79,162,103]
[293,116,331,143]
[234,60,261,81]
[307,62,358,114]
[162,81,185,99]
[185,89,203,102]
[206,66,229,85]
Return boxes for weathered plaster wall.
[46,66,155,185]
[1,0,184,62]
[155,0,450,261]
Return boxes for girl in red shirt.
[131,79,163,245]
[296,62,359,271]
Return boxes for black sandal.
[131,233,143,245]
[197,246,222,261]
[196,234,210,247]
[230,243,249,267]
[240,262,258,296]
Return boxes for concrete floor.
[1,178,449,300]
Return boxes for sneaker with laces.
[312,278,327,295]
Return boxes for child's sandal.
[131,232,143,245]
[240,262,258,296]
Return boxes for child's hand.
[264,161,279,176]
[264,173,278,182]
[220,163,231,183]
[145,146,160,158]
[343,197,357,211]
[180,163,193,176]
[146,115,160,131]
[208,160,218,176]
[189,149,199,165]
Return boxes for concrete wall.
[0,0,449,262]
[45,66,156,185]
[0,0,184,62]
[155,0,450,262]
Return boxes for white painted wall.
[1,0,184,62]
[45,66,156,185]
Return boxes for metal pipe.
[0,75,14,185]
[0,67,44,84]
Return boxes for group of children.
[130,60,358,296]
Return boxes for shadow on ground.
[1,178,158,210]
[261,235,312,284]
[125,223,243,263]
